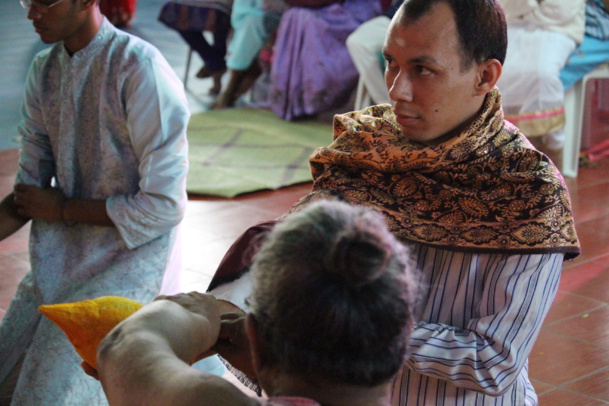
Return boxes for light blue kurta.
[0,18,189,405]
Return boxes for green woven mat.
[186,108,332,197]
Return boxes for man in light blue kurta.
[0,0,191,404]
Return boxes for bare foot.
[209,69,226,95]
[210,92,234,110]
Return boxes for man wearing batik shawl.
[207,0,580,405]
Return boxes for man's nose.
[388,72,413,103]
[27,6,43,20]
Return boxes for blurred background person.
[210,0,285,109]
[346,0,401,109]
[497,0,586,168]
[100,0,137,27]
[268,0,385,120]
[158,0,233,95]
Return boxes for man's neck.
[64,6,104,55]
[266,373,392,406]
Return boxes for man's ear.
[474,59,502,95]
[81,0,97,11]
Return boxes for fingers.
[153,294,243,320]
[218,316,247,341]
[153,292,221,320]
[221,312,243,321]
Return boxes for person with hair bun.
[96,200,417,406]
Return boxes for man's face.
[383,3,484,146]
[26,0,81,46]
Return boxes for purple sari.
[269,0,382,120]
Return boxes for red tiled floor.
[558,259,609,303]
[1,143,609,403]
[539,388,609,406]
[529,330,609,386]
[565,369,609,402]
[546,305,609,347]
[543,290,606,325]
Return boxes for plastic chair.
[353,50,387,111]
[354,77,372,111]
[183,47,194,91]
[562,62,609,178]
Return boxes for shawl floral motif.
[291,89,580,260]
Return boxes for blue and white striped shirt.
[392,244,563,406]
[585,0,609,39]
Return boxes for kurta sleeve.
[406,252,563,396]
[106,54,190,249]
[16,54,56,188]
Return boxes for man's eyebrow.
[381,49,441,66]
[409,56,440,66]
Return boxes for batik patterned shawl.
[291,89,580,260]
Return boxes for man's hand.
[214,314,256,380]
[13,184,63,221]
[154,292,222,321]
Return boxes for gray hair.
[249,199,417,386]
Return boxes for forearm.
[407,253,563,395]
[111,56,188,248]
[99,300,219,365]
[13,184,114,227]
[61,198,113,227]
[98,301,222,405]
[0,193,30,240]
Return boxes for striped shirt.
[586,0,609,39]
[392,244,563,406]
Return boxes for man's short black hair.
[398,0,507,69]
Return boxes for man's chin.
[35,31,59,45]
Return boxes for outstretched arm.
[97,293,257,406]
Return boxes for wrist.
[61,199,76,226]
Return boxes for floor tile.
[564,368,609,402]
[559,259,609,303]
[530,379,556,395]
[182,236,238,280]
[529,330,609,386]
[571,214,609,262]
[0,149,18,176]
[538,388,609,406]
[546,305,609,347]
[544,290,606,325]
[570,182,609,223]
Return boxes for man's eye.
[416,66,432,76]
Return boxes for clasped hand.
[156,292,255,379]
[13,184,64,221]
